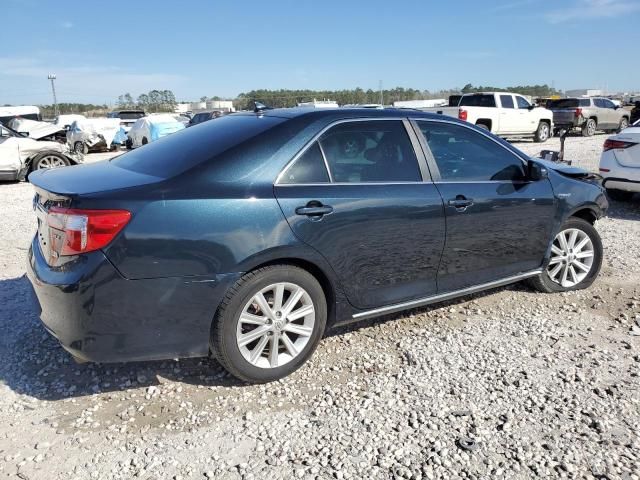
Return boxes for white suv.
[599,124,640,201]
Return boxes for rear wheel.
[125,138,133,150]
[211,265,327,383]
[32,152,70,171]
[606,188,634,201]
[141,137,148,146]
[529,218,602,293]
[581,119,597,137]
[617,117,629,133]
[475,122,490,131]
[533,121,550,143]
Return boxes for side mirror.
[527,105,536,111]
[528,160,548,181]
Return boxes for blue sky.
[2,0,639,105]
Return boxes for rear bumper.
[0,169,19,181]
[602,177,640,193]
[26,236,241,363]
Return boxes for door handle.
[448,196,474,210]
[295,203,333,217]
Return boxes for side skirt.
[336,270,542,325]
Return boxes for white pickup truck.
[424,92,554,143]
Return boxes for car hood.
[533,158,593,178]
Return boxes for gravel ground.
[0,137,639,480]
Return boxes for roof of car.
[233,107,454,121]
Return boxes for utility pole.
[379,80,384,106]
[47,74,58,117]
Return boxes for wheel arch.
[475,119,492,130]
[225,248,345,332]
[569,206,599,225]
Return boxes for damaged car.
[0,123,82,181]
[66,118,126,154]
[125,114,185,148]
[8,117,67,142]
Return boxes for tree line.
[26,84,561,116]
[117,89,177,113]
[234,84,560,109]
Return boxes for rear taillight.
[574,108,582,118]
[458,109,468,121]
[46,207,131,256]
[603,139,637,152]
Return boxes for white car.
[66,118,124,154]
[0,124,80,181]
[423,92,554,142]
[599,125,640,201]
[126,114,185,148]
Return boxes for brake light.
[458,109,468,121]
[574,108,582,118]
[603,139,637,152]
[46,207,131,256]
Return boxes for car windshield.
[459,95,496,107]
[111,114,286,178]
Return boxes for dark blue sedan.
[26,108,608,382]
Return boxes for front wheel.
[529,218,603,293]
[211,265,327,383]
[74,141,88,154]
[533,121,550,143]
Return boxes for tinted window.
[459,94,496,107]
[112,114,286,178]
[602,99,615,109]
[319,120,421,183]
[594,98,606,108]
[515,96,531,109]
[280,143,329,184]
[500,95,515,109]
[118,111,145,120]
[549,99,579,108]
[416,121,526,182]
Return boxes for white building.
[206,100,234,111]
[565,89,604,97]
[297,99,339,109]
[393,99,447,109]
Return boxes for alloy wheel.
[236,282,315,369]
[547,228,594,288]
[36,155,67,169]
[539,123,549,141]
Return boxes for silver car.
[548,97,630,137]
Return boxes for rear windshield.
[548,99,590,108]
[112,114,286,178]
[459,94,496,108]
[118,111,146,120]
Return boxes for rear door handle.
[448,196,474,210]
[295,203,333,217]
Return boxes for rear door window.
[416,121,526,182]
[318,120,421,183]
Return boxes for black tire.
[125,138,133,150]
[475,122,490,131]
[581,119,596,137]
[211,265,327,383]
[533,121,550,143]
[618,117,629,133]
[606,188,634,202]
[141,137,148,145]
[74,141,88,154]
[32,152,71,171]
[528,217,603,293]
